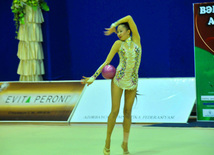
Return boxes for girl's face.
[117,25,130,41]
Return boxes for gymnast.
[82,15,142,155]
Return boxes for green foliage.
[11,0,49,38]
[41,2,49,11]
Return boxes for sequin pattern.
[115,47,127,80]
[114,37,141,90]
[93,68,102,78]
[131,47,141,85]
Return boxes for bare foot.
[105,139,110,151]
[121,142,129,152]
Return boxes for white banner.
[71,78,195,123]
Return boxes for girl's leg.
[122,88,137,152]
[105,80,123,150]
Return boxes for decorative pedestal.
[17,5,45,81]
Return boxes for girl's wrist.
[88,76,95,83]
[110,22,117,28]
[110,19,121,28]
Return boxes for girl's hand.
[104,27,117,36]
[81,76,94,86]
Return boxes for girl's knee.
[124,109,131,118]
[110,110,119,118]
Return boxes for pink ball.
[102,65,116,79]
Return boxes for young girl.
[82,15,142,155]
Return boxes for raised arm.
[111,15,140,41]
[82,40,121,86]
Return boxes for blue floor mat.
[146,121,214,128]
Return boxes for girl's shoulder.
[113,40,123,49]
[114,40,123,45]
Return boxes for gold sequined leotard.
[113,37,141,90]
[90,37,141,90]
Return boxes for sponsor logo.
[201,96,214,101]
[2,94,80,104]
[203,103,214,106]
[203,109,214,117]
[140,115,175,120]
[83,115,175,120]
